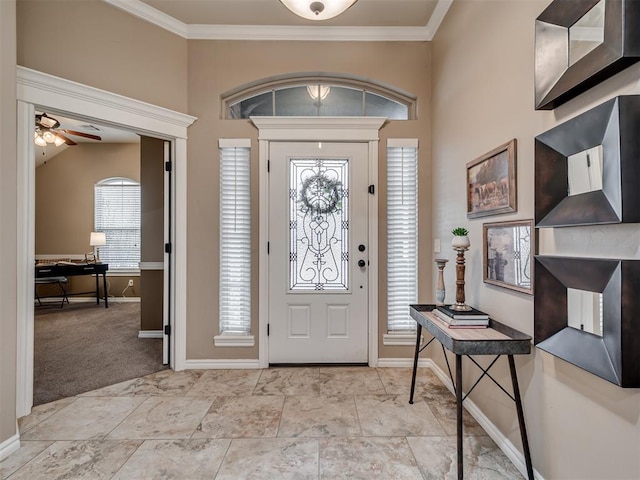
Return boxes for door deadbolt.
[358,244,366,252]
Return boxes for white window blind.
[387,140,418,332]
[219,141,251,335]
[94,177,140,270]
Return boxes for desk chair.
[35,276,69,308]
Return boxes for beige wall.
[35,143,140,297]
[0,0,18,452]
[431,1,640,478]
[140,271,163,331]
[140,136,165,331]
[16,0,188,113]
[187,40,432,359]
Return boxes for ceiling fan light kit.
[279,0,358,21]
[34,112,102,148]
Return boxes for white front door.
[268,142,369,364]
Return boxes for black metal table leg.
[409,324,423,404]
[95,273,100,305]
[102,273,109,308]
[456,353,463,480]
[508,355,533,480]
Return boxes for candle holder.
[434,259,449,305]
[451,246,472,311]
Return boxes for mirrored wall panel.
[568,0,605,66]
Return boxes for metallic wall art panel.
[535,95,640,227]
[535,0,640,110]
[534,256,640,387]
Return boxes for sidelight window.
[386,140,419,333]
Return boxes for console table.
[409,304,533,480]
[36,263,109,308]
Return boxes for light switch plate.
[434,239,441,253]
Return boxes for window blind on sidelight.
[386,140,419,332]
[219,140,251,334]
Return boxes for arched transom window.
[223,74,416,120]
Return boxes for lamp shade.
[279,0,358,21]
[90,232,106,246]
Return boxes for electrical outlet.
[128,279,134,287]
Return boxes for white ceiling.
[104,0,452,41]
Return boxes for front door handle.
[358,259,366,268]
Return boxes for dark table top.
[410,304,531,356]
[35,263,109,277]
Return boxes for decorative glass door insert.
[289,158,349,291]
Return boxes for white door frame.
[251,117,386,368]
[15,67,196,416]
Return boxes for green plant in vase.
[451,227,470,249]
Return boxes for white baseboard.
[138,330,163,338]
[66,297,140,303]
[426,359,544,480]
[0,431,20,462]
[376,357,431,368]
[184,359,261,369]
[382,333,421,346]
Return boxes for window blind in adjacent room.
[219,140,252,335]
[386,140,419,332]
[94,177,141,270]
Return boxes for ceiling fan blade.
[59,129,102,141]
[54,132,77,146]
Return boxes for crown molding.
[101,0,452,42]
[188,24,432,41]
[102,0,188,37]
[424,0,453,40]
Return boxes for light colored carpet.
[34,302,166,406]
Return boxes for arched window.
[223,74,416,120]
[94,177,141,270]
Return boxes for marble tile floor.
[2,367,524,479]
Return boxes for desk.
[409,304,532,480]
[36,263,109,308]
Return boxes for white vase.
[451,235,470,249]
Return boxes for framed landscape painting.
[483,219,533,295]
[467,139,517,218]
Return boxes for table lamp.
[90,232,106,263]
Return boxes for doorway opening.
[31,114,170,405]
[16,67,195,416]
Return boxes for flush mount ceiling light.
[279,0,358,21]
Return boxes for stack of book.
[433,305,489,328]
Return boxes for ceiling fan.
[34,113,102,147]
